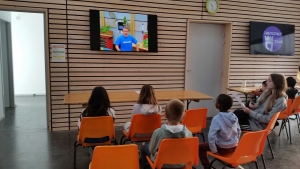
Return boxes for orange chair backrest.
[182,108,208,130]
[154,137,199,169]
[90,144,139,169]
[257,112,280,155]
[265,112,280,132]
[231,130,266,166]
[78,116,115,146]
[279,99,292,117]
[128,114,161,140]
[291,96,300,114]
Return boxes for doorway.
[185,20,232,117]
[0,10,48,129]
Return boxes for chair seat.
[145,155,189,169]
[122,130,152,142]
[186,126,202,134]
[277,112,288,120]
[207,151,256,167]
[77,134,114,147]
[242,130,272,135]
[146,155,155,169]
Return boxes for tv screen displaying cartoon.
[250,21,295,56]
[90,10,157,52]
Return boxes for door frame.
[185,20,232,94]
[0,19,14,108]
[0,7,51,130]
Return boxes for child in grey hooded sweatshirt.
[199,94,242,169]
[140,99,192,168]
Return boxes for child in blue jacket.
[199,94,242,169]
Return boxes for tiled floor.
[0,96,300,169]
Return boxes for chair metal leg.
[201,132,205,142]
[267,136,275,159]
[283,120,289,139]
[287,119,292,144]
[261,154,267,169]
[254,161,259,169]
[208,158,217,168]
[113,138,118,145]
[278,120,284,136]
[74,141,81,169]
[296,114,300,133]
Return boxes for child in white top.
[124,85,162,132]
[77,86,115,128]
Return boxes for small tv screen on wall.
[250,21,295,56]
[90,10,157,52]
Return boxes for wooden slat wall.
[1,0,299,131]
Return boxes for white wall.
[11,12,45,95]
[0,11,11,22]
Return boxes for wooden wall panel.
[1,0,299,131]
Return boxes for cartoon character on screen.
[115,27,139,52]
[264,36,274,52]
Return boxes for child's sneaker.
[235,166,244,169]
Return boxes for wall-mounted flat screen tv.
[250,21,295,56]
[90,10,157,52]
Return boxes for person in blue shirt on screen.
[115,27,139,51]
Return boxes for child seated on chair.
[124,84,162,133]
[140,99,192,169]
[77,86,115,129]
[286,77,298,99]
[247,80,267,108]
[251,80,267,97]
[199,94,243,169]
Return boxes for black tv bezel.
[90,10,158,52]
[249,21,295,56]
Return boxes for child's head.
[165,99,184,125]
[286,77,296,88]
[84,86,111,117]
[138,84,159,105]
[215,94,233,112]
[261,80,267,91]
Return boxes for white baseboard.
[15,94,46,96]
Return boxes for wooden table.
[132,42,148,51]
[64,90,213,109]
[227,87,259,104]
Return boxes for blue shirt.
[115,35,138,51]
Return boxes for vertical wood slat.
[0,0,299,130]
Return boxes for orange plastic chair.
[89,144,139,169]
[257,112,280,169]
[207,130,266,169]
[288,96,300,133]
[120,114,161,144]
[182,108,207,141]
[243,111,280,164]
[146,137,199,169]
[278,99,293,144]
[74,116,117,169]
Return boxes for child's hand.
[242,106,251,114]
[249,101,256,109]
